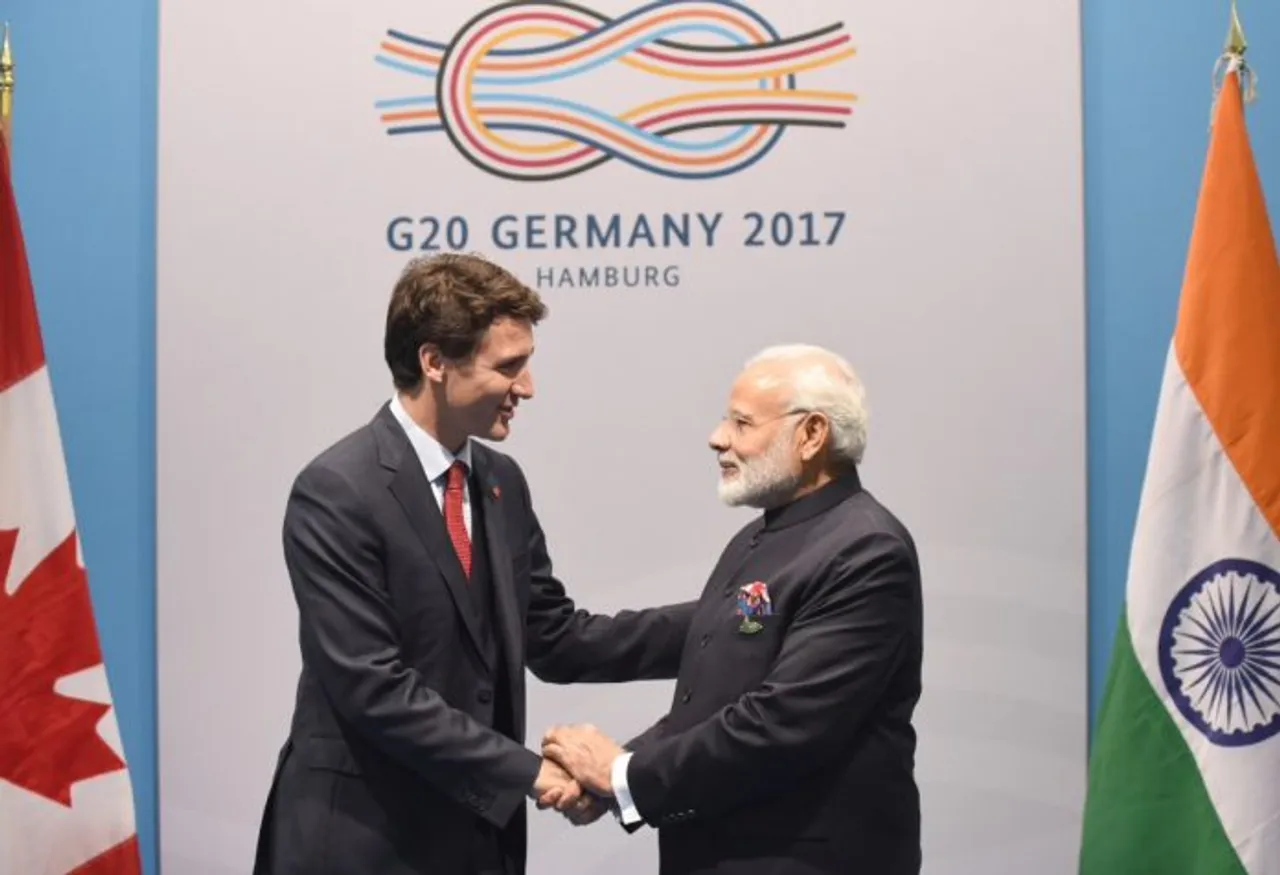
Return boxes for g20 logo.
[372,0,857,181]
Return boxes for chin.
[719,472,798,510]
[484,422,512,441]
[717,479,747,506]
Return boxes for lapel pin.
[491,485,501,500]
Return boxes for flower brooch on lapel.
[735,581,773,634]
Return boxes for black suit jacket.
[253,404,695,875]
[620,473,923,875]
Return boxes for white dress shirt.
[612,752,641,824]
[388,394,473,536]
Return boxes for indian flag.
[1078,64,1280,874]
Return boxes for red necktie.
[443,461,471,579]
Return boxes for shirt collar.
[389,394,472,484]
[762,469,862,531]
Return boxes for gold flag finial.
[1212,0,1256,111]
[1,22,13,151]
[1225,1,1247,57]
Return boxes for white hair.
[744,344,869,465]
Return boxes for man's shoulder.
[295,410,387,485]
[834,489,919,562]
[849,488,913,532]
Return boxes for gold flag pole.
[1,23,13,154]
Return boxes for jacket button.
[477,689,493,704]
[681,690,692,703]
[700,635,710,648]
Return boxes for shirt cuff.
[611,752,641,825]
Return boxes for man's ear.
[419,344,447,384]
[797,413,831,463]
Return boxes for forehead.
[476,317,534,359]
[728,367,789,416]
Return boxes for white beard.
[717,427,803,509]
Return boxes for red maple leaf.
[0,528,126,806]
[69,836,141,875]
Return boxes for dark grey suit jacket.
[253,403,695,875]
[620,473,923,875]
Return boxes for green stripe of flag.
[1080,619,1246,875]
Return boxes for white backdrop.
[157,1,1087,872]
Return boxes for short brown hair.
[384,253,547,391]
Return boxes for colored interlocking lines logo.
[374,0,857,181]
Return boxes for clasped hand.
[531,723,623,827]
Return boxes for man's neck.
[398,390,467,454]
[753,466,851,514]
[788,468,836,502]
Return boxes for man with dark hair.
[253,253,695,875]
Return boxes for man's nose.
[514,368,534,399]
[709,421,730,450]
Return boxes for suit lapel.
[475,452,524,717]
[385,433,491,670]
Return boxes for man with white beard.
[542,344,925,875]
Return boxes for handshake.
[527,723,625,826]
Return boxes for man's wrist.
[612,751,642,825]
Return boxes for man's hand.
[561,793,612,827]
[529,757,583,810]
[541,724,623,796]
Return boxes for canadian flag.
[0,140,142,871]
